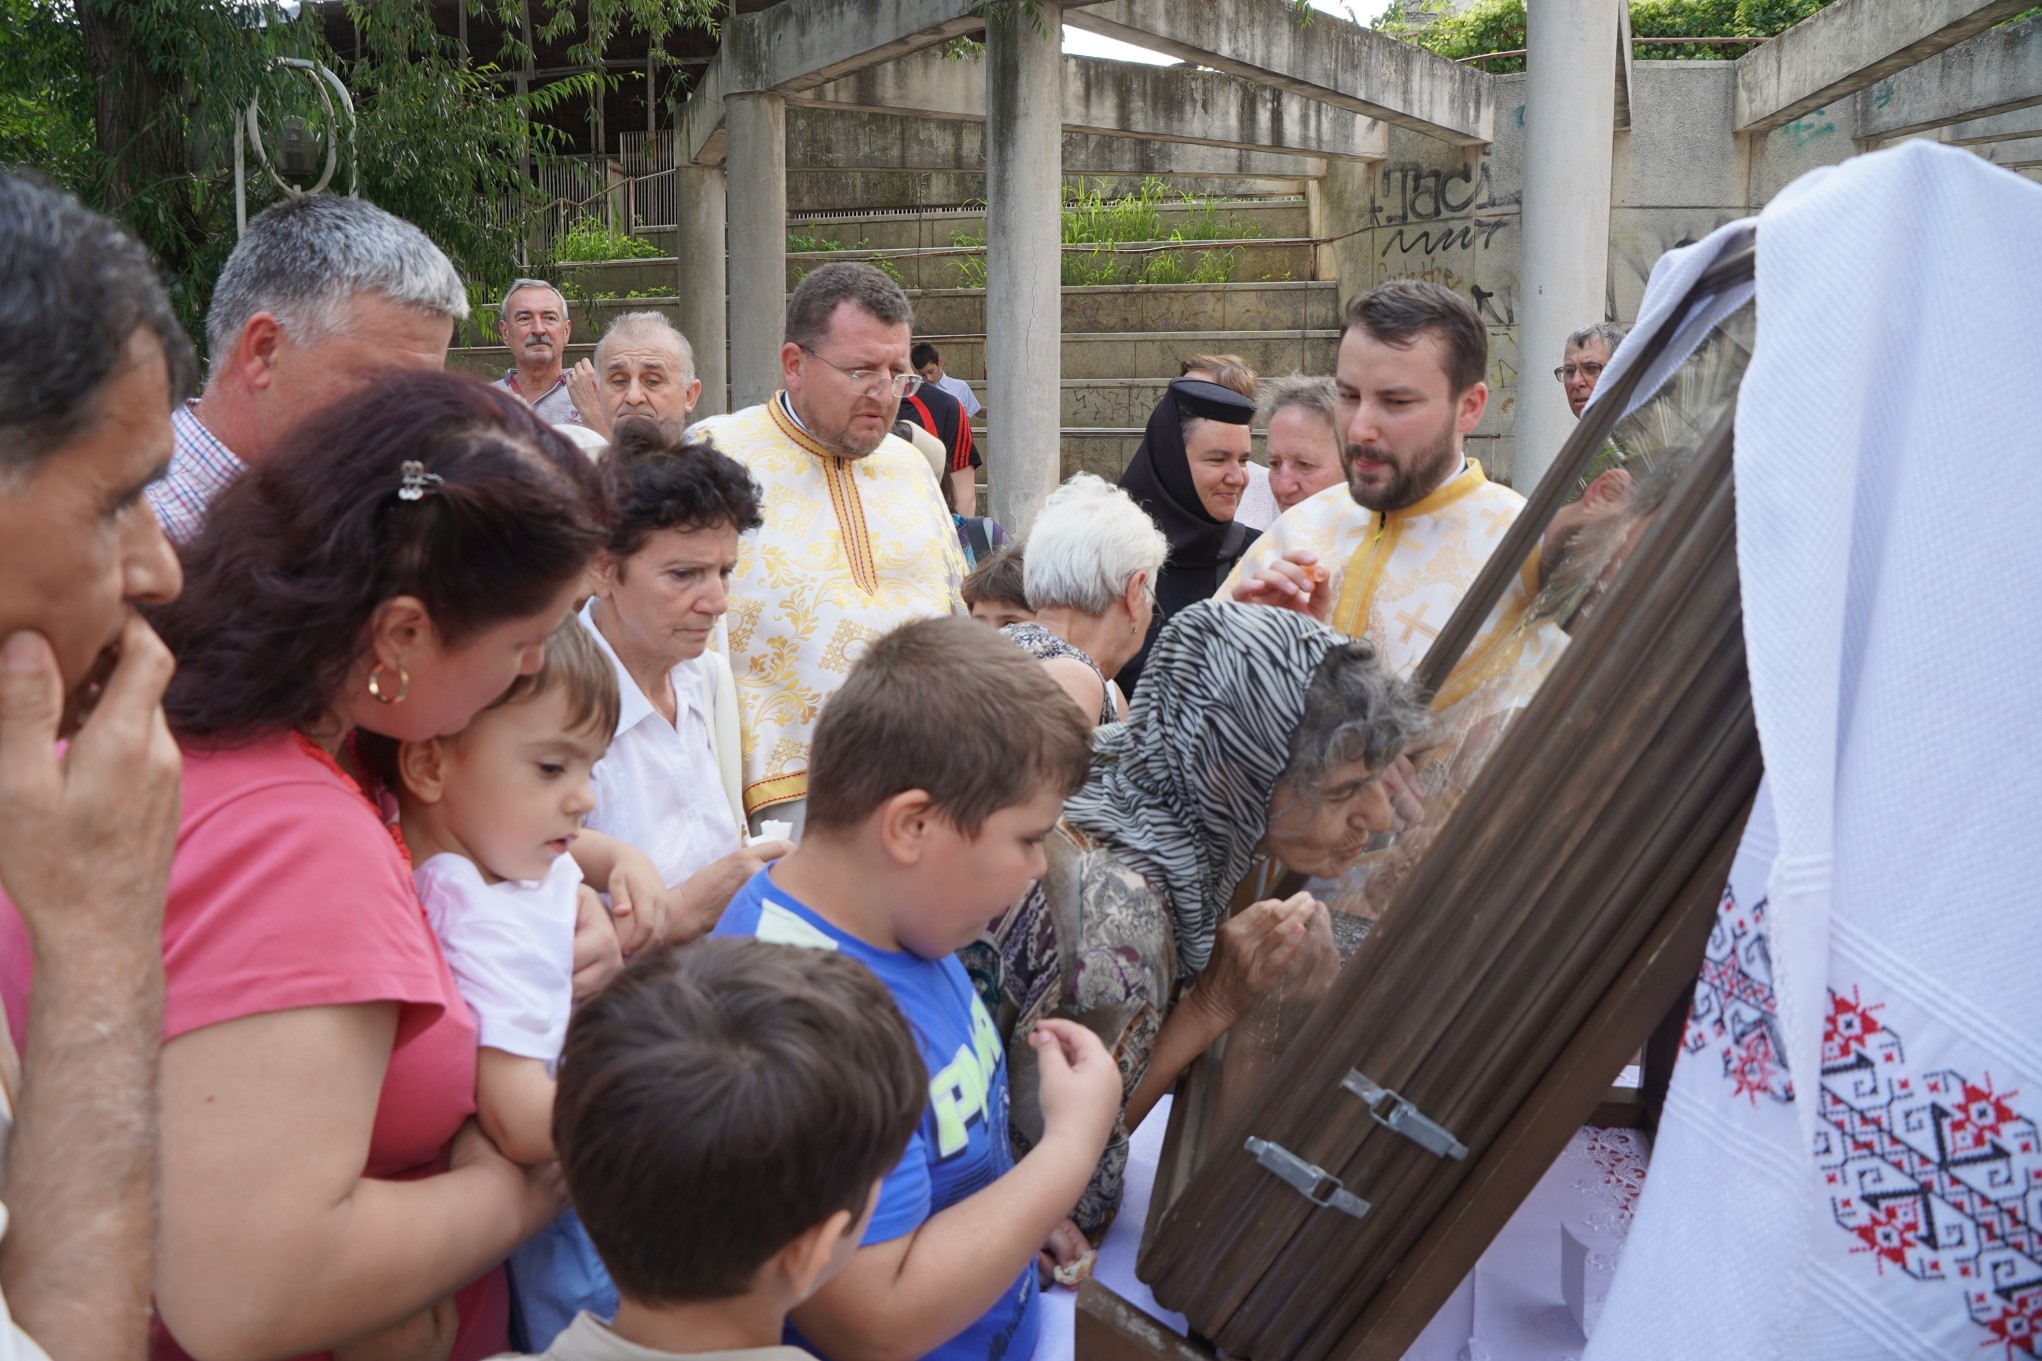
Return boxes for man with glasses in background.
[691,263,966,837]
[1557,321,1626,419]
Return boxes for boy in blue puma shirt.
[715,616,1120,1361]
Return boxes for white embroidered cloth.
[1588,142,2042,1359]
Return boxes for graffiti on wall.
[1370,146,1519,335]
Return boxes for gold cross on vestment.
[1480,507,1516,537]
[1395,604,1440,645]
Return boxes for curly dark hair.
[605,416,764,560]
[153,371,609,741]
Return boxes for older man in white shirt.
[577,418,790,942]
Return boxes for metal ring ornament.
[244,58,357,198]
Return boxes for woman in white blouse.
[580,418,790,943]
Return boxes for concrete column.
[985,3,1063,533]
[675,164,728,418]
[724,92,787,411]
[1514,0,1619,491]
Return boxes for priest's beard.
[1343,413,1461,513]
[789,388,894,460]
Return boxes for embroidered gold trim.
[768,395,879,595]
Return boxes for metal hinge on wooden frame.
[1342,1070,1470,1160]
[1242,1136,1372,1219]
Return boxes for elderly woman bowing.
[1002,474,1167,726]
[968,599,1430,1236]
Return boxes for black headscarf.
[1117,378,1260,693]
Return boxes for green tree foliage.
[1380,0,1836,73]
[0,0,718,357]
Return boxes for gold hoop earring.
[367,663,409,705]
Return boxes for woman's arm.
[661,840,792,944]
[155,1004,564,1361]
[1123,893,1323,1131]
[1038,658,1108,727]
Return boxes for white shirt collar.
[578,600,704,737]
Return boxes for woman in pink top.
[1,373,611,1361]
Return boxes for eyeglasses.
[1554,361,1607,383]
[799,345,923,398]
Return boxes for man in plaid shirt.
[148,195,468,542]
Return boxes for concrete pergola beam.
[790,50,1386,161]
[1064,0,1493,146]
[1981,135,2042,167]
[1734,0,2035,134]
[1942,106,2042,144]
[1852,14,2042,141]
[684,0,1098,164]
[784,106,1323,178]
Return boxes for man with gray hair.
[493,277,580,426]
[145,193,468,541]
[1558,320,1626,419]
[567,310,702,436]
[690,262,963,835]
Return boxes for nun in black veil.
[1116,377,1260,693]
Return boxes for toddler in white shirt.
[383,619,649,1348]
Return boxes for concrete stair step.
[555,239,1316,296]
[641,196,1312,254]
[557,280,1336,340]
[450,327,1339,388]
[923,328,1340,382]
[633,202,1311,255]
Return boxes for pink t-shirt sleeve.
[162,770,450,1041]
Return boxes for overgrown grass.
[788,231,879,252]
[950,179,1260,288]
[791,255,906,288]
[552,216,662,262]
[1060,178,1256,246]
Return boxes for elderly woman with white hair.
[1002,473,1169,726]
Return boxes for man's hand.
[570,884,623,1002]
[331,1297,458,1361]
[1029,1019,1121,1157]
[1187,893,1323,1028]
[1230,549,1331,623]
[601,843,668,956]
[0,617,181,1361]
[565,359,608,435]
[0,618,182,953]
[662,839,793,945]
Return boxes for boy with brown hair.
[960,546,1031,630]
[714,615,1120,1361]
[506,937,929,1359]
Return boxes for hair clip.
[397,461,443,502]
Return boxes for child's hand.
[1029,1018,1122,1157]
[604,842,669,955]
[331,1297,457,1361]
[1036,1217,1094,1288]
[571,883,624,1001]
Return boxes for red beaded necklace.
[292,730,413,872]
